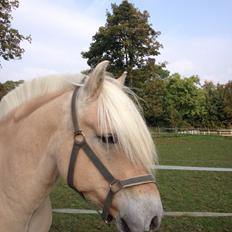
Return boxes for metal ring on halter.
[74,129,83,136]
[74,130,85,145]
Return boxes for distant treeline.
[0,75,231,129]
[132,70,232,129]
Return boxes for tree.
[131,59,169,126]
[0,0,31,65]
[164,74,205,128]
[201,81,232,128]
[81,0,162,86]
[0,79,23,100]
[223,81,232,127]
[202,81,221,128]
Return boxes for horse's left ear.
[84,60,109,99]
[116,71,127,86]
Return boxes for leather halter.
[67,86,156,223]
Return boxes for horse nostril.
[150,216,159,231]
[121,218,131,232]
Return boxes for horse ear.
[84,60,109,99]
[116,71,127,86]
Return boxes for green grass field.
[50,135,232,232]
[155,134,232,168]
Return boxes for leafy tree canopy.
[0,79,23,100]
[81,0,162,85]
[223,81,232,125]
[164,74,205,127]
[0,0,31,65]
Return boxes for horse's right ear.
[116,71,127,86]
[83,61,109,100]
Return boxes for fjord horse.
[0,61,162,232]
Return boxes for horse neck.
[0,89,72,210]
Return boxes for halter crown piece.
[67,86,156,223]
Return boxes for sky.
[0,0,232,84]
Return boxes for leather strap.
[67,142,85,199]
[120,174,155,187]
[82,143,116,184]
[71,86,81,134]
[67,143,81,189]
[67,86,85,198]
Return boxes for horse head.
[57,61,163,232]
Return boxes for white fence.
[53,208,232,217]
[152,128,232,136]
[153,165,232,172]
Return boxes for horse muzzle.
[115,194,163,232]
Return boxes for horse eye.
[98,134,118,144]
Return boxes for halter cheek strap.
[67,86,156,223]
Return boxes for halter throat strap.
[67,86,156,223]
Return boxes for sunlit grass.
[155,135,232,168]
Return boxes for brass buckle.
[74,130,85,145]
[110,179,122,194]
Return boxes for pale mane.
[0,74,85,119]
[96,79,157,167]
[0,73,157,168]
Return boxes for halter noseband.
[67,86,156,223]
